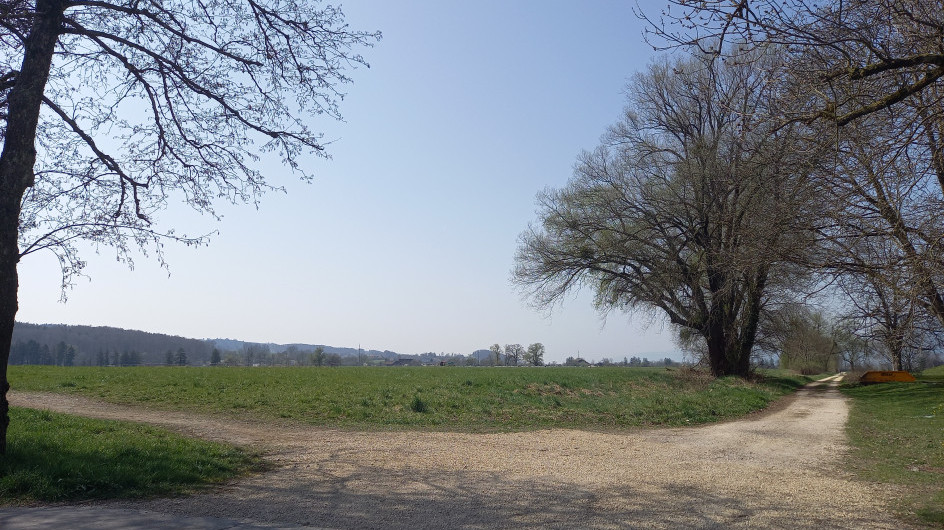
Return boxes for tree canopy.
[645,0,944,125]
[7,0,378,278]
[0,0,378,453]
[514,52,820,377]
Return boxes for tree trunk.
[0,0,68,454]
[704,318,752,377]
[705,326,728,376]
[704,312,754,378]
[0,219,16,455]
[890,347,904,372]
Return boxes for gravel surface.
[9,374,916,529]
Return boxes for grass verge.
[842,375,944,527]
[0,407,261,504]
[11,365,815,431]
[921,364,944,382]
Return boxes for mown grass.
[0,407,261,504]
[842,373,944,527]
[10,365,815,431]
[920,364,944,382]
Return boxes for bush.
[410,395,428,413]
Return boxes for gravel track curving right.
[4,374,916,529]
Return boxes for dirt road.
[7,374,916,529]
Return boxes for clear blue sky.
[17,1,680,363]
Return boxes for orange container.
[859,371,917,384]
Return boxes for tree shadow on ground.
[108,458,906,529]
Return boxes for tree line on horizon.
[9,322,554,368]
[9,322,690,368]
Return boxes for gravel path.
[8,374,915,529]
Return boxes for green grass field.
[2,365,817,505]
[0,407,261,504]
[10,365,815,431]
[842,370,944,526]
[7,363,941,526]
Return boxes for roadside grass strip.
[11,365,815,431]
[921,364,944,382]
[842,375,944,527]
[0,407,261,504]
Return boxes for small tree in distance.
[311,346,326,367]
[504,344,524,366]
[488,343,503,366]
[524,343,545,366]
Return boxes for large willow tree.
[514,52,820,377]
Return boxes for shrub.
[410,395,428,413]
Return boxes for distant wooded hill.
[10,322,407,366]
[12,322,214,366]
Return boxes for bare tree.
[0,0,378,452]
[642,0,944,126]
[834,241,943,371]
[813,95,944,363]
[764,306,837,374]
[488,343,502,366]
[503,343,524,367]
[827,320,871,372]
[644,2,944,368]
[514,51,820,378]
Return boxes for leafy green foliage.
[12,366,814,431]
[842,382,944,525]
[0,408,259,503]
